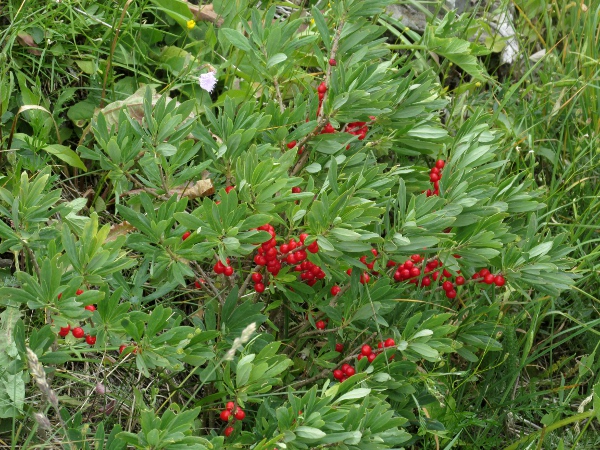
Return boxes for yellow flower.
[475,81,482,87]
[310,18,315,25]
[186,19,196,30]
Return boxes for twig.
[191,262,225,306]
[273,77,285,114]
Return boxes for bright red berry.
[483,273,495,284]
[224,266,234,277]
[225,186,235,194]
[442,281,454,291]
[341,363,350,371]
[224,426,234,437]
[251,272,263,282]
[344,366,355,376]
[371,249,378,257]
[378,342,383,349]
[384,338,395,348]
[494,275,506,287]
[234,408,245,420]
[317,82,327,93]
[333,369,344,380]
[214,261,225,274]
[58,325,70,337]
[315,320,326,330]
[292,187,301,194]
[72,327,84,339]
[195,279,204,289]
[287,140,297,149]
[76,289,84,295]
[435,160,445,169]
[330,285,341,296]
[255,282,265,293]
[307,241,319,253]
[430,173,440,182]
[360,272,370,284]
[479,268,490,277]
[329,58,337,66]
[410,267,420,277]
[361,345,372,356]
[367,353,376,363]
[421,276,431,287]
[84,305,95,312]
[119,344,126,354]
[446,289,457,299]
[299,233,308,243]
[220,410,231,421]
[455,276,466,286]
[182,231,191,241]
[335,343,344,352]
[85,335,96,345]
[226,401,235,411]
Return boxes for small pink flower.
[199,72,217,93]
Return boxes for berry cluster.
[119,342,138,355]
[253,226,323,292]
[56,289,96,345]
[426,159,445,197]
[472,268,505,286]
[214,257,234,277]
[357,338,396,363]
[333,363,355,382]
[220,401,245,437]
[391,254,425,284]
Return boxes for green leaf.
[296,426,326,439]
[42,145,87,171]
[220,28,252,52]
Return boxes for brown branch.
[191,261,225,306]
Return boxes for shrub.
[0,0,576,448]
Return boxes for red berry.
[182,231,191,241]
[226,401,235,411]
[430,173,440,182]
[86,335,96,345]
[421,276,431,287]
[58,293,63,300]
[84,305,95,312]
[455,276,466,285]
[361,345,372,356]
[317,82,327,93]
[255,283,265,293]
[494,275,506,287]
[292,186,302,194]
[330,285,341,296]
[72,327,84,339]
[119,344,126,354]
[479,268,490,277]
[378,342,383,349]
[224,266,234,277]
[335,343,344,352]
[341,363,351,372]
[411,254,421,262]
[315,320,326,330]
[307,241,319,253]
[410,267,420,277]
[384,338,395,348]
[224,426,234,437]
[333,369,344,380]
[251,272,263,282]
[404,260,414,269]
[371,249,378,257]
[367,353,376,363]
[446,289,457,299]
[287,140,297,149]
[76,289,84,295]
[214,261,225,274]
[194,279,204,289]
[344,366,355,376]
[329,58,337,66]
[484,273,495,284]
[323,123,335,133]
[58,325,70,337]
[360,273,370,284]
[443,269,452,278]
[357,354,364,361]
[435,159,445,169]
[387,260,397,267]
[234,408,245,420]
[442,281,454,291]
[220,410,231,421]
[225,186,235,194]
[299,233,308,243]
[295,250,307,261]
[254,255,267,266]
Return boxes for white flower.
[199,71,217,93]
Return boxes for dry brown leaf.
[187,3,224,26]
[105,221,136,243]
[171,179,214,199]
[16,33,42,56]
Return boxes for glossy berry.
[360,272,370,284]
[292,186,302,194]
[223,266,234,277]
[315,320,326,330]
[255,282,265,293]
[182,231,191,241]
[224,426,234,437]
[84,305,95,312]
[442,281,454,291]
[234,409,245,420]
[226,401,235,411]
[58,325,70,337]
[483,273,495,284]
[436,159,445,169]
[335,343,344,352]
[317,82,327,93]
[333,369,344,380]
[344,366,355,376]
[367,352,377,363]
[225,186,235,194]
[494,275,506,287]
[220,410,231,421]
[86,335,96,345]
[479,268,490,277]
[307,241,319,253]
[384,338,395,348]
[214,261,225,274]
[455,276,466,286]
[194,279,204,289]
[329,58,337,66]
[251,272,263,282]
[330,285,341,296]
[446,289,457,299]
[119,344,127,354]
[72,327,85,339]
[287,140,297,149]
[361,345,372,356]
[76,289,84,295]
